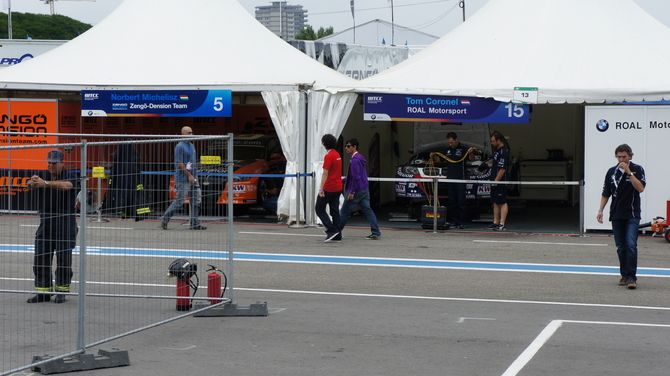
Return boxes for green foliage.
[294,25,334,41]
[0,12,92,40]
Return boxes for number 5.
[213,97,224,112]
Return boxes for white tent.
[318,0,670,104]
[0,0,359,223]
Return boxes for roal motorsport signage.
[363,93,529,123]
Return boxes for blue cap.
[46,149,64,162]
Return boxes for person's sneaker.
[190,225,207,230]
[161,222,168,230]
[494,223,506,231]
[365,234,381,240]
[618,277,627,286]
[455,224,466,229]
[485,223,498,229]
[324,232,340,243]
[54,294,66,304]
[27,294,51,303]
[626,279,637,289]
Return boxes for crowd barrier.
[0,133,260,376]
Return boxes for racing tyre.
[664,229,670,243]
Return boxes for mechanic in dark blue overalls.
[431,132,475,229]
[26,149,79,304]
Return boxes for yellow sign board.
[92,166,106,178]
[201,156,221,165]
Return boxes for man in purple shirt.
[338,138,381,240]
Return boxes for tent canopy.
[0,0,356,91]
[317,0,670,104]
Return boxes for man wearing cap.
[26,149,79,304]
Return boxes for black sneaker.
[161,222,168,230]
[324,232,340,243]
[494,224,506,231]
[365,234,381,240]
[27,294,51,303]
[54,294,66,304]
[485,223,498,229]
[190,225,207,230]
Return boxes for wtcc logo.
[367,95,383,104]
[84,93,99,100]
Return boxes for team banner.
[81,90,232,117]
[363,93,529,123]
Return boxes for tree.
[0,12,92,40]
[294,25,334,41]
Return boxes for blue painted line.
[4,244,670,277]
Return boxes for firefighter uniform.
[33,168,79,295]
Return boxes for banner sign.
[81,90,232,117]
[363,93,529,123]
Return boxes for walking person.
[430,132,475,229]
[26,149,79,304]
[339,138,381,240]
[161,126,207,230]
[597,144,646,289]
[316,134,343,242]
[485,130,509,231]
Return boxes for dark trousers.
[315,190,341,235]
[447,183,467,226]
[612,218,640,281]
[34,219,77,292]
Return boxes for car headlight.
[233,176,251,182]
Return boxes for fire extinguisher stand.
[195,134,268,317]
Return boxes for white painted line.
[501,319,670,376]
[502,320,564,376]
[457,317,496,323]
[20,224,135,230]
[236,287,670,311]
[474,240,607,247]
[239,231,324,238]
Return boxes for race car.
[395,146,492,202]
[170,134,285,215]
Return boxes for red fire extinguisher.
[207,264,227,305]
[168,259,198,311]
[176,278,192,311]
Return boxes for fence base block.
[193,301,268,317]
[31,349,130,374]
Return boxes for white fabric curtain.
[307,91,358,222]
[261,90,304,223]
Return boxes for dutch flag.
[460,100,471,105]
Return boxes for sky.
[4,0,670,39]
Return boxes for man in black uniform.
[26,149,79,304]
[486,131,509,231]
[431,132,475,229]
[596,144,646,289]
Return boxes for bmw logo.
[371,114,377,120]
[88,111,93,116]
[596,119,609,132]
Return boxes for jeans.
[162,181,202,227]
[611,218,640,281]
[315,190,341,235]
[262,195,279,214]
[339,190,381,236]
[447,183,466,226]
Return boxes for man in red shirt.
[316,134,343,242]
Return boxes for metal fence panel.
[0,134,232,375]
